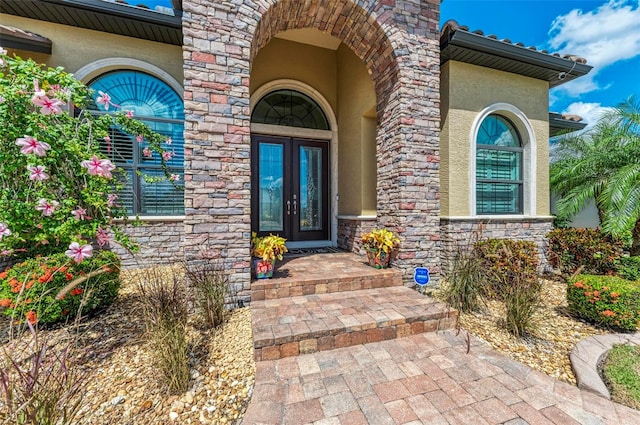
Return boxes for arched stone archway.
[182,0,441,300]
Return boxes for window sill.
[441,215,555,222]
[337,215,377,221]
[114,215,185,223]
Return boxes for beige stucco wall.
[440,60,550,217]
[250,38,376,216]
[250,38,338,112]
[0,14,183,85]
[336,44,376,215]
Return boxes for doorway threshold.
[286,240,334,249]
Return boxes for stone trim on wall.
[110,220,185,269]
[439,217,554,273]
[337,218,377,254]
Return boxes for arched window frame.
[469,103,537,217]
[251,89,330,130]
[82,65,185,217]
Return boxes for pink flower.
[96,227,110,247]
[16,136,51,156]
[0,96,5,104]
[103,135,111,143]
[136,135,144,143]
[81,155,115,178]
[162,151,173,161]
[35,198,59,217]
[96,91,112,110]
[170,174,180,181]
[27,165,49,181]
[107,194,119,207]
[165,137,172,145]
[0,223,11,240]
[142,147,153,158]
[126,110,134,118]
[32,95,64,115]
[65,242,93,263]
[71,207,88,220]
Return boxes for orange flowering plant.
[0,250,120,325]
[567,274,640,331]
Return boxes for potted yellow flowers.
[251,232,288,279]
[361,228,400,269]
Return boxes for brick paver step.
[251,253,402,301]
[251,286,458,361]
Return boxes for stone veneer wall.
[182,0,442,289]
[110,220,185,269]
[337,218,377,254]
[439,218,554,273]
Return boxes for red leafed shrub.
[474,239,539,299]
[567,275,640,331]
[0,250,120,324]
[547,228,623,275]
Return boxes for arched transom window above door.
[251,89,330,130]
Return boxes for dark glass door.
[251,135,329,242]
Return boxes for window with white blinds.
[88,71,184,216]
[476,115,523,215]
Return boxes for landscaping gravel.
[1,268,256,425]
[446,278,606,385]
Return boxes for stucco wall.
[440,60,550,217]
[1,14,183,84]
[250,38,337,112]
[336,44,377,216]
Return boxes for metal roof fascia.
[39,0,182,28]
[1,34,52,54]
[549,113,587,136]
[445,30,592,76]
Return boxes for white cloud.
[562,101,614,128]
[548,0,640,95]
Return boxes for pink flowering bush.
[0,49,180,261]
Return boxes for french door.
[251,135,329,241]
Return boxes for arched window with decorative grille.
[475,114,523,214]
[251,89,330,130]
[88,70,184,216]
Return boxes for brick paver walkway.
[242,330,640,424]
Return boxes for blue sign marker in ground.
[414,267,430,286]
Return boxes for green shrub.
[617,256,640,281]
[474,239,539,300]
[442,250,484,313]
[568,275,640,331]
[547,228,623,275]
[0,250,120,325]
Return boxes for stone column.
[182,0,254,302]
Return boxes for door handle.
[287,200,291,215]
[293,195,297,215]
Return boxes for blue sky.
[441,0,640,126]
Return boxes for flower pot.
[366,249,391,269]
[254,258,275,279]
